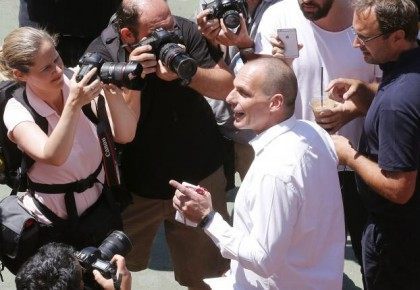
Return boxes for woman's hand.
[68,67,102,108]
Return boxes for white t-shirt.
[254,0,381,148]
[205,117,345,289]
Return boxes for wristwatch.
[198,210,216,228]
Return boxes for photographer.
[85,0,234,288]
[0,27,139,272]
[15,243,132,290]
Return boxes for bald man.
[171,57,345,289]
[85,0,234,289]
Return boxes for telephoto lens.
[100,61,144,90]
[159,43,197,82]
[98,230,133,261]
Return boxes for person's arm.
[332,135,417,204]
[101,84,139,144]
[170,175,300,278]
[93,255,132,290]
[313,78,379,132]
[7,68,101,166]
[188,59,234,100]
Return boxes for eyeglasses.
[351,27,386,46]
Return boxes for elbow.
[43,155,67,167]
[393,190,415,205]
[256,256,277,278]
[240,254,275,278]
[252,259,275,278]
[114,131,136,144]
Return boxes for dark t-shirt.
[357,46,420,222]
[86,16,224,199]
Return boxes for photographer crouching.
[15,231,132,290]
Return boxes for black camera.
[135,28,197,83]
[202,0,248,31]
[76,52,144,90]
[75,230,133,280]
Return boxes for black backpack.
[0,80,48,193]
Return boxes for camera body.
[202,0,248,31]
[76,52,144,90]
[76,231,133,280]
[76,247,117,279]
[136,28,197,83]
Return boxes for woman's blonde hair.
[0,27,57,80]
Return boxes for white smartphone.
[277,28,299,58]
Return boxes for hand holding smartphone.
[277,28,299,58]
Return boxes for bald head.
[117,0,172,38]
[242,57,298,115]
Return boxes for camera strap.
[28,95,121,225]
[95,95,120,188]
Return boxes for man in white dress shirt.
[170,57,344,290]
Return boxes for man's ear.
[12,69,27,83]
[390,29,406,46]
[269,93,284,113]
[120,28,137,45]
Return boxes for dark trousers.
[362,218,420,290]
[339,171,368,266]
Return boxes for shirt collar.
[250,116,297,156]
[380,41,420,73]
[25,74,70,118]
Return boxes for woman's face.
[19,40,64,93]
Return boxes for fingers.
[197,10,221,41]
[103,83,122,95]
[93,270,110,288]
[71,66,81,81]
[196,9,212,27]
[77,67,99,86]
[342,86,357,100]
[326,78,350,92]
[169,180,200,200]
[129,45,157,77]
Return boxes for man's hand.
[197,9,221,43]
[169,180,213,224]
[331,135,357,166]
[156,53,180,82]
[326,78,377,115]
[216,14,253,48]
[129,44,157,78]
[314,99,364,133]
[270,35,302,66]
[93,255,132,290]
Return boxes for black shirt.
[357,45,420,222]
[86,16,224,199]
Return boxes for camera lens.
[159,43,197,81]
[98,230,133,261]
[222,10,241,30]
[100,62,143,89]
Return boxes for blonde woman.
[0,27,139,272]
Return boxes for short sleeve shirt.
[85,16,224,199]
[357,46,420,221]
[3,76,104,223]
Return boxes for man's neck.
[313,0,353,32]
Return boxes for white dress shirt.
[204,117,345,290]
